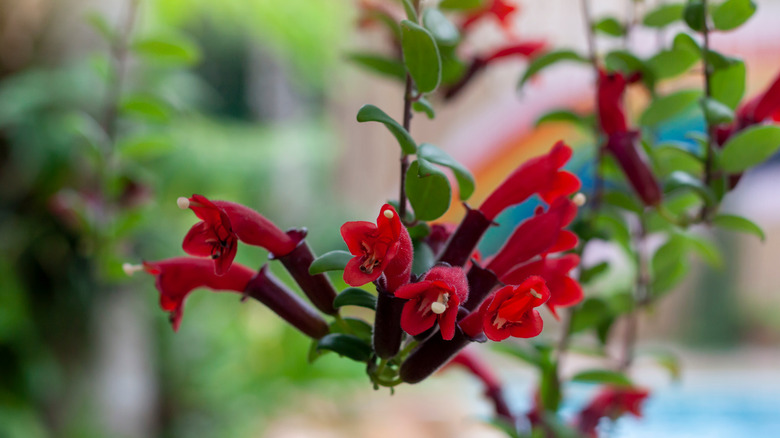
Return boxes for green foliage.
[417,143,475,200]
[308,250,352,275]
[571,369,633,386]
[594,17,625,36]
[400,20,442,94]
[116,133,175,161]
[640,89,701,126]
[643,3,685,27]
[423,9,460,47]
[701,97,735,125]
[412,97,436,119]
[356,104,417,155]
[439,0,484,10]
[536,109,590,128]
[683,0,707,31]
[411,241,436,275]
[712,214,765,241]
[405,160,451,221]
[720,125,780,173]
[333,288,378,310]
[647,46,699,81]
[664,171,716,205]
[569,297,612,333]
[518,50,589,88]
[316,333,372,362]
[711,61,746,109]
[132,34,202,66]
[402,0,419,22]
[712,0,757,31]
[348,53,406,81]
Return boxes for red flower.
[139,257,255,331]
[462,0,518,31]
[180,194,297,275]
[501,254,582,318]
[486,197,578,278]
[395,265,469,340]
[340,204,412,291]
[478,276,550,341]
[606,131,662,206]
[479,141,580,221]
[575,386,650,438]
[483,40,547,63]
[738,70,780,125]
[597,69,629,135]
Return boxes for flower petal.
[400,300,437,336]
[340,221,377,255]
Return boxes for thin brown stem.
[399,73,413,221]
[700,0,716,221]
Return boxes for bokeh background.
[1,0,779,437]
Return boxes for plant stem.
[399,73,413,221]
[619,215,650,371]
[700,0,716,221]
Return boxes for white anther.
[431,302,447,314]
[122,263,143,276]
[494,316,508,330]
[177,197,190,209]
[573,192,587,207]
[383,209,394,219]
[529,288,542,299]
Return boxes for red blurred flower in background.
[395,265,469,340]
[462,0,518,32]
[341,204,412,291]
[575,386,650,438]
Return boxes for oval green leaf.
[423,9,460,46]
[405,160,451,221]
[647,48,699,80]
[333,288,378,310]
[639,89,701,126]
[356,104,417,155]
[683,0,706,32]
[400,20,442,94]
[308,250,353,275]
[643,3,685,27]
[518,50,589,88]
[316,333,372,362]
[132,35,201,66]
[664,171,716,205]
[712,214,765,242]
[571,369,633,386]
[594,17,625,36]
[711,61,746,110]
[417,143,475,200]
[348,53,406,81]
[712,0,756,31]
[720,125,780,173]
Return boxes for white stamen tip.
[431,301,447,314]
[177,197,190,209]
[573,192,587,207]
[122,263,143,276]
[529,288,543,299]
[383,209,394,219]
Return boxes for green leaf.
[405,160,451,221]
[648,350,682,381]
[683,233,723,268]
[647,48,699,80]
[603,190,643,213]
[665,171,715,205]
[423,9,460,46]
[712,214,765,241]
[652,234,690,297]
[132,35,201,66]
[316,333,372,362]
[711,61,746,109]
[120,94,171,122]
[683,0,706,32]
[439,0,484,10]
[417,143,475,200]
[643,3,685,27]
[571,369,632,386]
[356,104,417,155]
[401,0,418,22]
[116,133,174,160]
[673,32,700,53]
[605,50,656,90]
[400,20,442,94]
[308,250,353,275]
[652,258,689,297]
[412,241,436,275]
[639,89,701,126]
[594,17,625,36]
[348,53,406,81]
[407,222,431,240]
[333,288,377,310]
[412,96,435,119]
[86,11,115,41]
[653,143,704,178]
[580,262,609,284]
[712,0,756,31]
[701,97,735,125]
[720,125,780,173]
[439,44,468,85]
[536,109,588,128]
[570,298,612,333]
[329,317,373,342]
[518,50,589,88]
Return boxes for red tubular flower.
[462,0,518,31]
[395,266,469,340]
[606,131,662,206]
[739,70,780,125]
[486,197,578,278]
[479,141,580,221]
[575,386,650,438]
[597,69,629,135]
[477,276,550,341]
[341,204,412,291]
[180,194,297,275]
[501,254,582,318]
[140,257,255,331]
[483,40,547,63]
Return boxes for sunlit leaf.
[711,61,746,109]
[712,0,756,31]
[356,104,417,155]
[571,369,632,386]
[643,3,685,27]
[720,125,780,173]
[639,89,701,126]
[132,34,201,66]
[594,17,625,36]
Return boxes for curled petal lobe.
[479,276,550,342]
[502,254,582,318]
[142,258,255,331]
[479,141,579,221]
[340,204,412,290]
[395,266,469,340]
